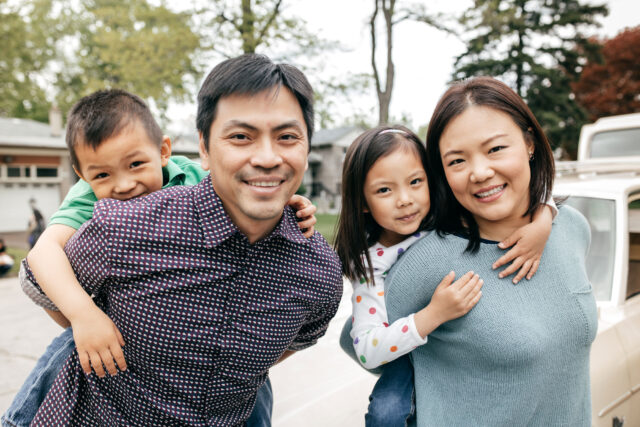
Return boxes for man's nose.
[250,138,283,169]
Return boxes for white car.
[555,160,640,427]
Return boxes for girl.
[335,125,554,427]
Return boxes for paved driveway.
[0,277,376,426]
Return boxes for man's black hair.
[196,54,314,149]
[66,89,163,170]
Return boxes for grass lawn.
[315,214,338,245]
[5,247,27,277]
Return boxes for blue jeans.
[1,327,274,426]
[1,327,74,427]
[365,355,415,427]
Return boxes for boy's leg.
[245,378,273,427]
[365,355,415,427]
[1,327,74,427]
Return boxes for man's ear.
[198,132,210,171]
[160,136,172,167]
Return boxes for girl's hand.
[414,271,483,338]
[72,306,127,377]
[493,205,553,284]
[287,194,317,238]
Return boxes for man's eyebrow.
[221,120,258,133]
[442,133,507,158]
[272,120,305,133]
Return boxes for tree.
[0,0,58,121]
[453,0,608,155]
[54,0,201,122]
[572,27,640,121]
[369,0,453,125]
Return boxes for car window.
[590,128,640,158]
[628,198,640,299]
[564,196,616,301]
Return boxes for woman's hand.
[493,205,553,284]
[287,194,317,238]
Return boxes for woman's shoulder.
[554,204,591,251]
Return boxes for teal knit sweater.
[385,205,597,426]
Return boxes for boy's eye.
[94,172,109,180]
[130,161,144,168]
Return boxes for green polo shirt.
[50,156,208,230]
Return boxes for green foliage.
[453,0,608,155]
[315,213,338,245]
[55,0,201,122]
[5,246,28,277]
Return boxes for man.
[23,54,343,426]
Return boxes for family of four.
[2,53,596,427]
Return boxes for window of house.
[36,167,58,178]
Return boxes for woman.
[385,77,597,426]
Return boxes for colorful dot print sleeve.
[350,232,428,369]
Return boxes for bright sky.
[168,0,639,134]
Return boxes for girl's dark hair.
[425,76,555,252]
[334,125,428,283]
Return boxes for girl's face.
[363,145,430,247]
[439,105,533,239]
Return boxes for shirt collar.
[194,175,310,248]
[162,158,186,188]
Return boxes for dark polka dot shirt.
[27,176,343,426]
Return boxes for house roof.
[312,126,360,146]
[0,117,66,149]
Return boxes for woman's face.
[439,105,533,237]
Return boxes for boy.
[2,89,315,427]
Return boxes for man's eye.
[230,134,249,140]
[280,133,300,141]
[130,161,144,168]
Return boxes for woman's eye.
[489,145,506,154]
[447,158,464,167]
[410,178,423,185]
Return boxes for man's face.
[199,87,308,241]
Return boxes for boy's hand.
[414,271,483,338]
[493,205,553,284]
[287,194,317,238]
[72,306,127,378]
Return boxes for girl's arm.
[28,224,126,378]
[493,203,554,284]
[351,270,482,369]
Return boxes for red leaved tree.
[573,26,640,121]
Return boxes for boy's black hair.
[196,54,314,150]
[66,89,163,170]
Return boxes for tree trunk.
[370,0,395,125]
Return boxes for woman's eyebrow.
[442,133,507,158]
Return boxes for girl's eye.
[94,172,109,180]
[130,161,144,168]
[376,187,391,194]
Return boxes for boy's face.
[74,120,171,201]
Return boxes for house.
[0,112,199,234]
[306,126,363,212]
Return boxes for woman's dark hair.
[334,125,428,283]
[425,76,555,252]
